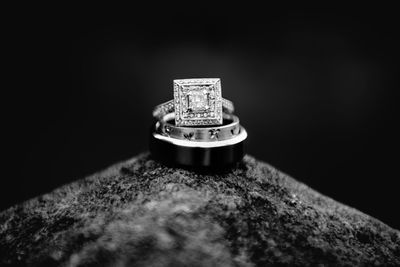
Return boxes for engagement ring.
[150,78,247,168]
[153,78,234,126]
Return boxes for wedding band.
[156,113,241,142]
[150,127,246,168]
[153,78,234,127]
[152,126,247,148]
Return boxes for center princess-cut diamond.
[187,89,210,112]
[174,78,223,126]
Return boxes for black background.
[3,5,399,229]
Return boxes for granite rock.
[0,153,399,266]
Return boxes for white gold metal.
[152,126,247,148]
[156,113,241,142]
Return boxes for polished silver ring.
[156,113,241,142]
[153,78,234,127]
[153,126,247,148]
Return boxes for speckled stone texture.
[0,153,399,267]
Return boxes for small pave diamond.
[174,78,223,126]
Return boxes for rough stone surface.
[0,153,399,267]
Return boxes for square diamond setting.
[174,78,222,126]
[187,90,210,111]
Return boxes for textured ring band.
[156,113,241,142]
[152,98,234,121]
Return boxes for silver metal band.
[153,126,247,148]
[156,113,241,142]
[152,98,235,121]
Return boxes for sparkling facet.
[173,78,223,126]
[186,89,210,112]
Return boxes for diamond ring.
[153,78,234,126]
[150,78,247,168]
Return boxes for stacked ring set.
[150,78,247,169]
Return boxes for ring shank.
[150,129,246,168]
[156,113,241,142]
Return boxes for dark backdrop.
[3,5,399,229]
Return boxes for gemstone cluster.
[174,78,223,126]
